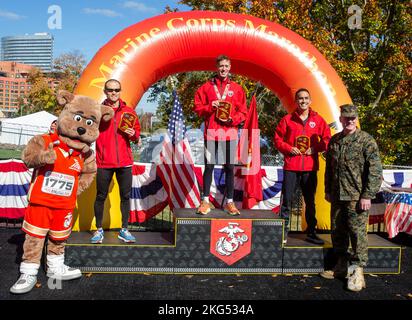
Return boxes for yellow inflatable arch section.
[73,11,352,231]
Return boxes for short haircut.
[295,88,310,100]
[104,79,121,90]
[216,54,231,65]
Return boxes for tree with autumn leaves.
[16,50,86,117]
[154,0,411,165]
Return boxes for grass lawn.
[0,148,22,160]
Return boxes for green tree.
[53,50,87,114]
[25,67,56,114]
[20,51,87,116]
[53,50,86,92]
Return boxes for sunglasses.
[105,88,121,93]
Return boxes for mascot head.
[56,90,114,152]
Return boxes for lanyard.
[213,80,231,101]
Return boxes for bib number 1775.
[41,171,75,197]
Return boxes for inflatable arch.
[74,11,352,231]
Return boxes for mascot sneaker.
[46,254,82,280]
[10,262,40,294]
[47,265,82,280]
[10,274,38,294]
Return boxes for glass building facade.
[1,33,54,72]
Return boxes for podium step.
[65,209,401,274]
[68,230,174,247]
[283,233,401,274]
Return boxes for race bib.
[41,171,75,197]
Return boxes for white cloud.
[0,10,25,20]
[82,8,122,18]
[122,1,157,13]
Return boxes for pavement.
[1,228,411,315]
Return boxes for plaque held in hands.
[295,135,310,153]
[215,101,232,122]
[118,112,137,133]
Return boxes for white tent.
[0,111,57,146]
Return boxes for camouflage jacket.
[325,128,382,201]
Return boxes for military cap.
[340,104,358,117]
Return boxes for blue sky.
[0,0,191,112]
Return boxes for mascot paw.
[41,142,57,164]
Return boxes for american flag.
[383,191,412,238]
[156,91,201,210]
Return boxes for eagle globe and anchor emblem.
[215,222,249,256]
[210,220,252,265]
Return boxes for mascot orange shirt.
[23,133,86,241]
[27,133,85,209]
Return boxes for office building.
[0,61,33,116]
[0,61,59,116]
[1,33,54,72]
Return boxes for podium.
[65,209,401,274]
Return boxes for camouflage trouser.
[331,201,369,267]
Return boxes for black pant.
[203,140,236,199]
[94,167,132,229]
[280,170,318,233]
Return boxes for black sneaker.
[306,233,324,245]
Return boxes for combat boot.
[347,265,366,292]
[320,257,348,279]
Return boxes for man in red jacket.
[274,88,331,245]
[90,79,141,244]
[194,55,247,216]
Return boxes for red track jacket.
[96,99,140,168]
[274,108,331,171]
[194,77,247,141]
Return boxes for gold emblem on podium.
[215,101,232,122]
[295,135,310,153]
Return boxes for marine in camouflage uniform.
[323,104,382,291]
[325,104,382,266]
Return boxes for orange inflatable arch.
[75,11,352,231]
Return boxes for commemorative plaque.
[118,112,137,133]
[215,101,232,122]
[295,135,310,153]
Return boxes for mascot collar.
[49,132,82,157]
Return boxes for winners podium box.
[65,209,401,274]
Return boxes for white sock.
[203,197,209,203]
[226,199,233,204]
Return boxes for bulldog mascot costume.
[10,91,113,294]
